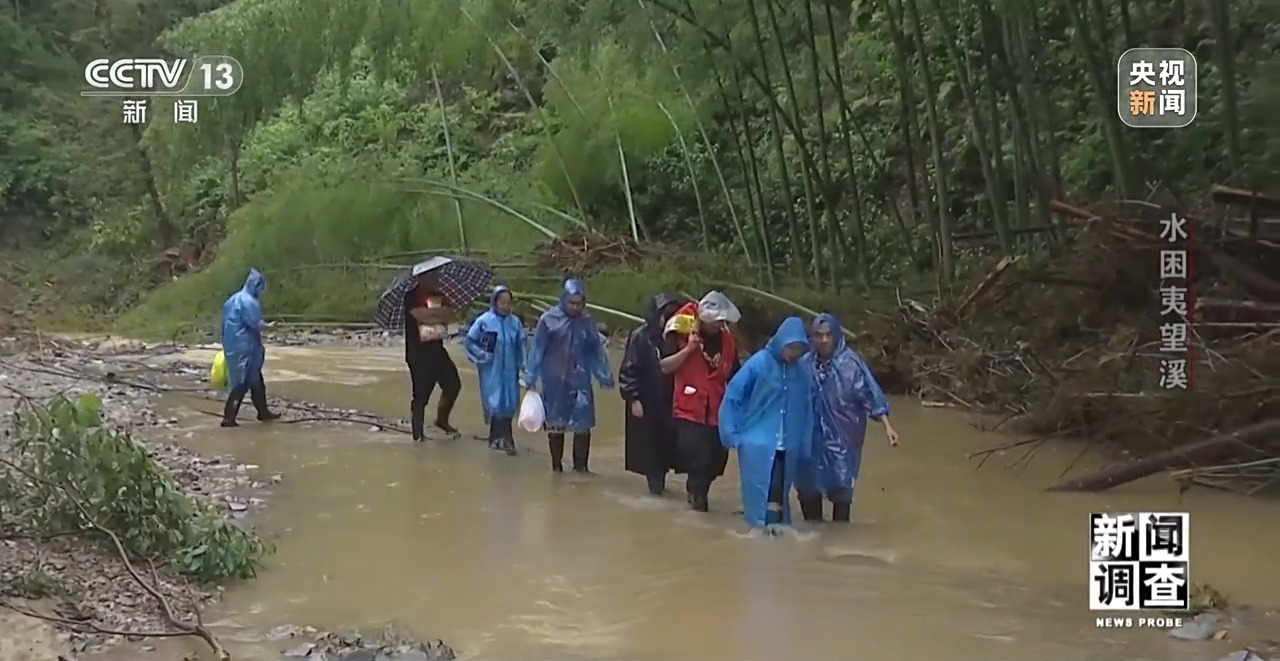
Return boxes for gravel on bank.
[0,331,456,660]
[0,336,273,656]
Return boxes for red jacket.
[671,326,736,426]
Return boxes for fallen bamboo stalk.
[953,226,1057,240]
[1046,418,1280,492]
[1210,184,1280,212]
[1195,298,1280,314]
[268,321,379,328]
[1207,251,1280,301]
[1169,456,1280,479]
[955,255,1016,316]
[1198,321,1280,328]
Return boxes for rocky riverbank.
[0,332,451,660]
[0,336,274,657]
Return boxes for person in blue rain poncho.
[219,268,280,427]
[796,313,900,523]
[718,317,813,532]
[464,286,525,456]
[524,279,614,473]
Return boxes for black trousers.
[222,377,270,423]
[798,487,853,523]
[408,352,461,439]
[547,432,591,472]
[766,450,787,525]
[677,420,728,511]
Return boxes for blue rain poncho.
[220,269,268,390]
[524,279,614,432]
[718,316,813,528]
[796,313,890,498]
[464,286,525,422]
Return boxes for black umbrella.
[375,256,494,331]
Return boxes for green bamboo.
[800,0,848,289]
[394,178,560,239]
[740,0,806,283]
[655,100,711,252]
[460,8,588,224]
[922,0,1013,255]
[431,64,467,252]
[763,0,823,286]
[603,88,644,243]
[635,0,753,263]
[503,19,646,243]
[904,0,954,283]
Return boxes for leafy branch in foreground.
[0,449,231,658]
[0,394,272,584]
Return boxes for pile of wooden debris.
[861,186,1280,494]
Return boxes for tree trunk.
[1047,419,1280,492]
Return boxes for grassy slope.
[110,178,888,343]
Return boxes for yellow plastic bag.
[668,313,697,335]
[210,351,227,389]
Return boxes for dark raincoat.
[619,293,682,476]
[524,279,614,432]
[796,313,890,498]
[718,316,813,528]
[220,269,267,390]
[464,286,525,422]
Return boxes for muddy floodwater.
[124,344,1280,660]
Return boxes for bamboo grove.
[5,0,1277,292]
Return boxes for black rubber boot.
[250,383,280,421]
[691,493,710,512]
[434,393,459,435]
[690,484,710,512]
[410,405,426,441]
[646,473,666,496]
[548,434,565,472]
[831,502,851,523]
[502,437,518,456]
[571,433,591,472]
[798,494,825,522]
[221,395,242,428]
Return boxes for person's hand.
[685,333,701,352]
[886,425,900,447]
[630,400,644,418]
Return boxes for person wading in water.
[220,268,281,426]
[719,316,812,533]
[619,292,685,495]
[404,283,461,440]
[796,312,899,522]
[659,291,741,512]
[524,279,614,472]
[464,286,525,455]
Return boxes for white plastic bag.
[518,390,545,432]
[698,290,741,324]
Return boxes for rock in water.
[284,641,316,657]
[1169,612,1222,641]
[338,649,378,661]
[416,640,456,661]
[1214,652,1271,661]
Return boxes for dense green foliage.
[1,0,1276,330]
[0,394,272,582]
